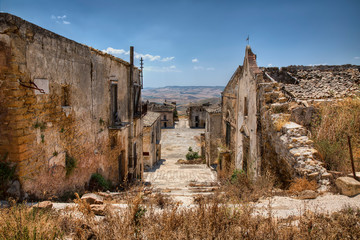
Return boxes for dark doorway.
[242,136,250,174]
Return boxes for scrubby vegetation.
[89,173,112,191]
[311,97,360,172]
[0,153,16,198]
[186,146,200,160]
[1,197,360,239]
[65,153,77,176]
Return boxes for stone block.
[33,201,53,210]
[90,204,106,216]
[81,193,104,204]
[335,177,360,197]
[296,190,318,200]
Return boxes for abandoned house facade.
[204,104,222,167]
[142,111,161,170]
[219,45,360,186]
[148,101,176,128]
[0,13,144,198]
[187,103,210,128]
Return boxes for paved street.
[144,118,218,204]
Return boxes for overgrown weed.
[311,97,360,172]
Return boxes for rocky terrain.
[266,65,360,99]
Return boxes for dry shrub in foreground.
[288,177,318,193]
[216,170,275,203]
[0,202,64,239]
[311,97,360,172]
[1,200,360,239]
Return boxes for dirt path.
[144,118,217,205]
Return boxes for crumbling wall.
[0,13,141,198]
[258,82,331,187]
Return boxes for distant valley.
[142,86,224,114]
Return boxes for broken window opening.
[62,86,70,106]
[225,121,231,146]
[110,136,117,149]
[110,83,121,126]
[244,97,248,117]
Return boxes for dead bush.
[288,177,317,193]
[311,97,360,172]
[1,200,360,239]
[217,169,275,203]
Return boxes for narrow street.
[144,118,218,204]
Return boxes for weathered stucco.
[143,111,161,169]
[0,13,143,198]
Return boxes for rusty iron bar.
[18,79,45,94]
[347,135,359,181]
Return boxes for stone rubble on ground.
[81,193,104,205]
[335,177,360,197]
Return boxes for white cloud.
[144,65,180,73]
[308,63,327,66]
[192,58,198,63]
[193,66,214,71]
[354,56,360,60]
[161,57,175,62]
[51,15,70,24]
[102,47,174,62]
[268,64,273,67]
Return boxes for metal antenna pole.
[140,57,144,89]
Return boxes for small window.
[143,152,150,156]
[244,97,248,117]
[62,86,70,106]
[151,131,154,143]
[110,83,120,125]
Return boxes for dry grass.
[273,114,291,132]
[1,198,360,240]
[215,170,275,203]
[311,97,360,172]
[288,177,318,193]
[0,201,64,239]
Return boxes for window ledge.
[108,122,130,130]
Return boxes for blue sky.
[1,0,360,87]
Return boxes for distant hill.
[142,86,224,114]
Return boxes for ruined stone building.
[187,103,210,128]
[0,13,144,198]
[204,104,222,166]
[148,101,176,128]
[220,45,359,185]
[142,111,161,170]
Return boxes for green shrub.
[186,147,200,160]
[65,153,77,176]
[89,173,112,191]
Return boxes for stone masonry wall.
[258,82,331,187]
[0,13,141,197]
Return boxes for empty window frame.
[244,97,248,117]
[62,86,70,106]
[110,83,119,125]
